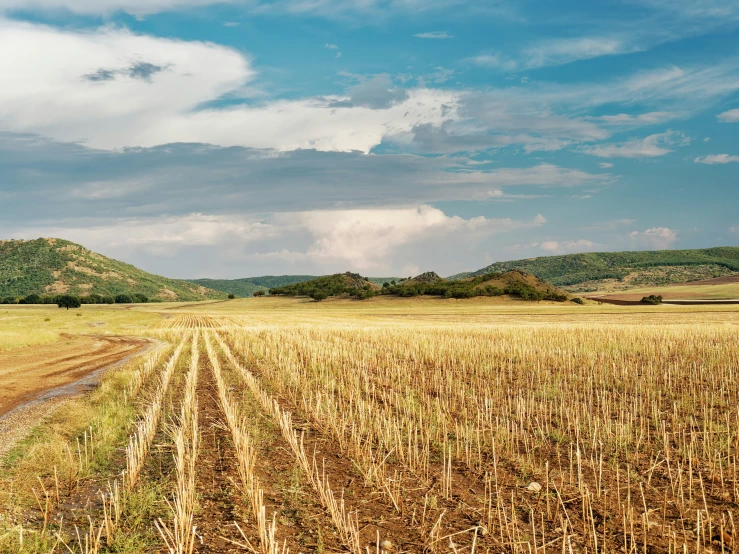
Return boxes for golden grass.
[3,296,739,552]
[0,305,161,352]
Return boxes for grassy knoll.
[0,238,226,301]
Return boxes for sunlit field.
[1,297,738,553]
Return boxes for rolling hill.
[188,275,399,297]
[269,272,381,300]
[0,238,226,301]
[454,247,739,292]
[187,276,318,298]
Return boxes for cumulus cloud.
[717,108,739,122]
[583,130,690,158]
[694,154,739,164]
[271,205,545,270]
[629,227,678,249]
[3,18,739,157]
[7,206,548,276]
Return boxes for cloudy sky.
[2,0,738,278]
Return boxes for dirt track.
[0,334,149,418]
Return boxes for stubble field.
[1,297,738,553]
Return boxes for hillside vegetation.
[456,246,739,292]
[0,238,226,301]
[188,276,318,297]
[192,275,399,297]
[270,272,381,300]
[271,270,570,301]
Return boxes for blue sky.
[1,0,738,278]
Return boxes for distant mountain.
[188,275,399,297]
[188,276,318,298]
[0,238,226,301]
[453,247,739,293]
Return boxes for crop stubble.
[2,310,738,553]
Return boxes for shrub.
[228,293,237,299]
[311,291,328,302]
[641,295,663,305]
[115,294,133,304]
[253,291,265,297]
[132,293,149,303]
[571,297,585,305]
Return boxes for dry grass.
[2,298,739,552]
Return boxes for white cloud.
[10,206,547,275]
[270,205,544,269]
[0,0,514,18]
[224,21,240,27]
[594,112,675,125]
[520,36,641,70]
[3,18,738,158]
[598,162,614,168]
[718,108,739,122]
[324,43,339,49]
[0,18,458,153]
[540,239,596,252]
[583,130,690,158]
[505,238,596,254]
[629,227,678,249]
[413,31,453,39]
[695,154,739,164]
[465,53,518,71]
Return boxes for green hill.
[386,270,570,300]
[270,272,381,300]
[188,275,399,297]
[270,270,570,301]
[0,238,226,302]
[455,247,739,292]
[188,276,318,298]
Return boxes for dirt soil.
[0,334,149,418]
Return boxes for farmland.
[1,298,738,553]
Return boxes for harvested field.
[1,300,738,554]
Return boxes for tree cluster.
[641,295,663,305]
[2,293,151,305]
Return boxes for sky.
[1,0,738,278]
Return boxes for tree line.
[2,293,154,308]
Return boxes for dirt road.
[0,334,149,418]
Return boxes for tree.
[132,293,149,303]
[311,291,328,302]
[252,291,265,297]
[21,294,41,304]
[115,294,133,304]
[57,295,82,310]
[228,293,236,299]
